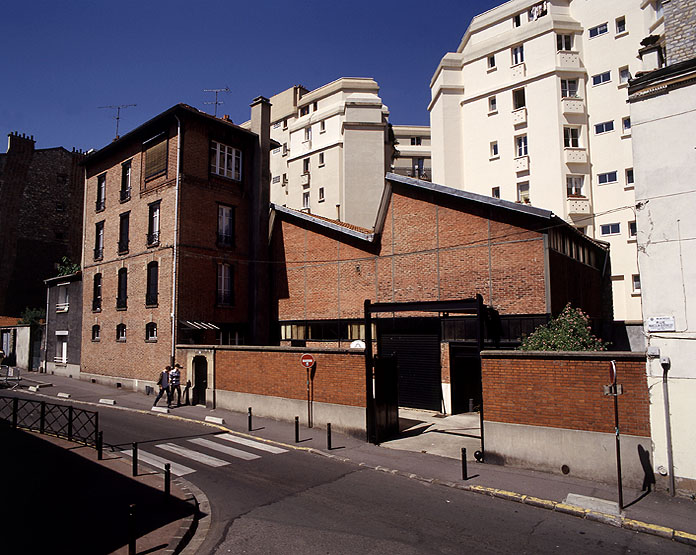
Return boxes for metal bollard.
[248,407,252,432]
[128,504,136,555]
[132,442,138,477]
[327,423,332,450]
[164,463,171,497]
[97,431,104,461]
[295,416,299,443]
[461,448,468,480]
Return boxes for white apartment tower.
[260,78,394,229]
[392,125,432,181]
[429,0,665,334]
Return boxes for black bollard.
[248,407,252,432]
[295,416,300,443]
[132,442,138,477]
[461,447,468,480]
[164,463,171,497]
[97,431,104,461]
[128,504,136,555]
[327,423,332,450]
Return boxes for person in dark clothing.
[170,363,183,406]
[153,365,171,408]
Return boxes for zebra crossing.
[122,433,288,476]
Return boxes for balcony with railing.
[561,97,585,114]
[512,107,527,126]
[557,50,581,69]
[92,298,102,312]
[118,240,129,254]
[511,62,526,79]
[514,155,529,173]
[146,293,158,307]
[217,233,234,247]
[116,297,127,310]
[564,147,588,164]
[55,302,69,313]
[120,187,131,203]
[567,196,591,215]
[147,232,160,247]
[300,173,310,187]
[93,247,103,261]
[95,198,105,212]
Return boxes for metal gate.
[372,353,399,443]
[450,344,482,413]
[379,333,441,411]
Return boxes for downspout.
[43,282,50,373]
[170,115,182,366]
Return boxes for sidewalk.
[13,371,696,547]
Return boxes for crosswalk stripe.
[122,449,195,476]
[188,438,261,461]
[216,433,288,454]
[157,442,229,467]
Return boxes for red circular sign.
[300,354,315,368]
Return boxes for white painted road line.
[188,438,261,461]
[122,449,195,476]
[157,443,229,467]
[217,433,288,454]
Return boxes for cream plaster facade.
[392,125,432,181]
[246,78,393,230]
[429,0,665,325]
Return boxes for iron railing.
[0,395,99,447]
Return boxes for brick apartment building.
[80,100,273,387]
[269,172,610,412]
[0,133,84,316]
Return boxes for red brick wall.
[481,352,650,437]
[215,348,365,407]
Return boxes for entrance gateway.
[364,296,484,444]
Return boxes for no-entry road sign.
[300,353,315,368]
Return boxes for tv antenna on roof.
[98,104,137,140]
[203,87,230,117]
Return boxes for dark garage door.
[379,333,441,411]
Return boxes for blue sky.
[1,0,500,152]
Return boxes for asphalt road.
[90,403,694,554]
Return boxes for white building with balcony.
[429,0,666,340]
[392,125,432,181]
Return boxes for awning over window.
[179,320,220,331]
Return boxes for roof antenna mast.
[98,104,137,140]
[203,87,230,117]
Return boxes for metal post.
[40,402,46,434]
[12,397,18,428]
[327,423,332,450]
[164,463,171,497]
[68,406,73,441]
[128,504,136,555]
[461,448,468,480]
[132,442,138,477]
[364,299,375,443]
[97,431,103,461]
[248,407,252,432]
[295,416,299,443]
[611,360,624,510]
[306,367,311,428]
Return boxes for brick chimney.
[248,96,272,345]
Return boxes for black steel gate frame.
[364,295,485,445]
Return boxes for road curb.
[174,477,212,555]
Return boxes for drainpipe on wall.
[43,282,50,373]
[170,115,182,366]
[661,362,676,496]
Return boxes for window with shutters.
[144,135,168,180]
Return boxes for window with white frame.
[557,34,573,51]
[563,127,580,148]
[517,182,530,203]
[318,187,325,202]
[304,127,312,142]
[121,160,132,202]
[626,168,635,185]
[561,78,579,98]
[512,44,525,65]
[320,120,326,133]
[512,88,526,109]
[598,171,618,184]
[210,141,242,180]
[588,23,608,38]
[601,222,620,235]
[302,191,310,209]
[96,173,106,211]
[515,135,528,157]
[592,71,611,85]
[145,322,157,342]
[619,66,631,84]
[491,187,500,199]
[632,274,641,293]
[594,120,614,134]
[94,221,104,260]
[490,141,499,158]
[148,201,160,246]
[622,117,631,133]
[218,204,234,246]
[55,332,68,363]
[566,175,584,197]
[56,284,69,312]
[116,324,126,342]
[217,263,233,306]
[299,106,309,117]
[411,136,422,146]
[616,16,626,34]
[488,96,497,113]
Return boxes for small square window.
[600,223,620,236]
[488,96,497,113]
[302,191,310,209]
[116,324,127,342]
[619,66,631,84]
[304,127,312,142]
[320,120,326,133]
[146,322,157,342]
[490,141,499,158]
[513,14,521,27]
[622,117,631,133]
[411,136,422,146]
[318,187,325,202]
[589,23,608,38]
[491,187,500,199]
[517,182,530,203]
[319,152,325,166]
[488,55,496,69]
[616,17,626,34]
[632,274,641,294]
[626,168,635,185]
[598,171,618,185]
[629,221,637,238]
[313,101,318,112]
[592,71,611,86]
[594,121,614,134]
[303,158,310,174]
[300,106,309,117]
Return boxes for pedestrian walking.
[170,363,183,406]
[153,365,172,408]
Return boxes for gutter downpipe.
[170,115,181,366]
[662,364,676,496]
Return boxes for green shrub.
[519,304,606,351]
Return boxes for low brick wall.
[215,346,366,407]
[480,351,651,487]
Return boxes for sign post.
[300,354,315,428]
[604,360,624,510]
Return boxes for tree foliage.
[57,256,80,276]
[518,304,607,351]
[20,307,45,327]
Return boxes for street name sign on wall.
[647,316,676,332]
[300,354,315,368]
